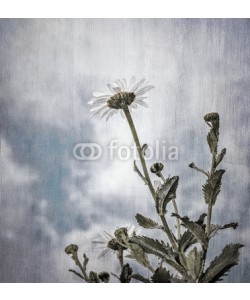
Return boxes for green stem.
[123,105,156,200]
[160,214,178,252]
[73,255,89,282]
[206,204,212,236]
[206,153,216,235]
[117,248,124,269]
[123,105,178,251]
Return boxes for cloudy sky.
[0,19,249,282]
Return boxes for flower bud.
[150,162,164,174]
[204,112,220,130]
[114,227,129,243]
[99,272,110,283]
[64,244,78,255]
[189,162,196,168]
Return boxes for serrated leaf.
[207,129,218,153]
[178,230,197,253]
[173,214,208,248]
[196,213,207,225]
[209,222,238,238]
[130,236,172,258]
[127,242,152,269]
[156,176,179,215]
[202,170,225,206]
[215,148,226,167]
[135,213,159,229]
[202,243,244,282]
[185,247,203,281]
[151,267,172,283]
[178,214,207,252]
[129,236,187,278]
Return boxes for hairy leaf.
[202,244,244,282]
[185,247,203,281]
[129,236,187,277]
[178,230,197,253]
[202,169,225,206]
[209,223,238,238]
[215,148,226,167]
[151,267,172,283]
[135,213,159,229]
[196,213,207,225]
[173,214,208,248]
[207,129,218,154]
[130,236,173,258]
[178,214,208,252]
[156,176,179,215]
[128,242,152,269]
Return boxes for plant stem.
[73,255,89,282]
[123,105,178,251]
[160,214,178,252]
[206,153,216,235]
[117,248,124,269]
[159,172,181,239]
[123,105,156,200]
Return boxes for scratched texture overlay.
[0,19,249,282]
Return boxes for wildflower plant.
[65,78,243,283]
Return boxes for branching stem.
[123,105,178,251]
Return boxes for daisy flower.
[92,225,140,258]
[88,77,154,121]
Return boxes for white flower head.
[92,225,140,258]
[88,77,154,121]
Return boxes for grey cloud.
[0,19,249,282]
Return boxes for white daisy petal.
[92,95,110,100]
[90,105,108,117]
[130,103,138,109]
[98,248,111,259]
[112,86,122,93]
[89,104,107,112]
[92,240,106,245]
[135,96,147,101]
[115,79,125,91]
[89,77,153,120]
[88,99,107,108]
[135,85,154,96]
[93,92,110,97]
[106,109,116,121]
[107,84,117,94]
[134,99,148,108]
[101,108,112,118]
[130,77,146,92]
[122,78,128,91]
[128,76,136,90]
